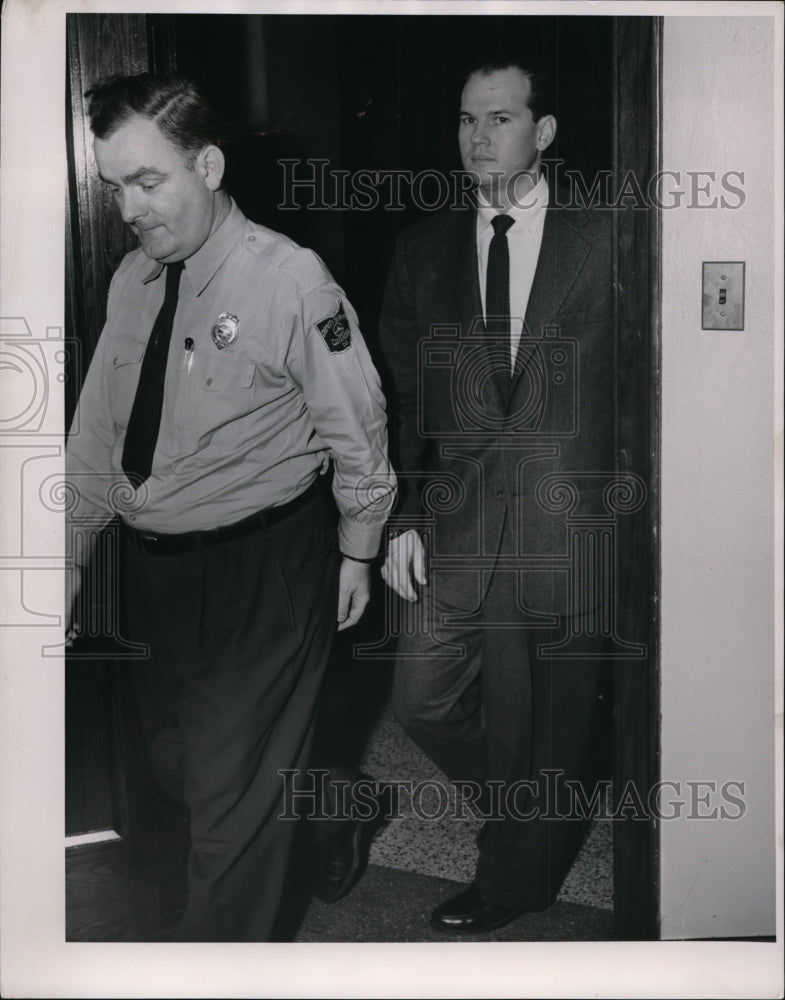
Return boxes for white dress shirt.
[476,176,549,369]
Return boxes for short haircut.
[85,73,220,159]
[463,56,555,122]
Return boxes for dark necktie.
[485,213,515,381]
[122,260,184,485]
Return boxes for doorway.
[65,11,660,941]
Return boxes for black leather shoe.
[430,884,525,934]
[312,779,392,903]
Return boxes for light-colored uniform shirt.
[476,176,549,368]
[66,200,395,561]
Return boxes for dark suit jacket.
[378,198,615,618]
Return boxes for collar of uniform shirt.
[475,174,549,242]
[141,197,248,295]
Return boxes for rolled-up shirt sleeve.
[285,272,396,560]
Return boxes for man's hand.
[337,557,372,631]
[65,564,82,644]
[381,529,427,602]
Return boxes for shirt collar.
[477,176,549,236]
[141,197,246,293]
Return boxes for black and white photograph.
[0,1,782,996]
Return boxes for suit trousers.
[392,515,602,911]
[122,486,339,941]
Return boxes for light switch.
[702,262,745,330]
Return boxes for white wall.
[660,15,778,939]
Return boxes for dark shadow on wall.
[174,14,612,346]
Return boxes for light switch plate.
[702,261,745,330]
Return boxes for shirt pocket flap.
[202,354,255,390]
[111,347,145,368]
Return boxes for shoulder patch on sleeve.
[316,301,352,354]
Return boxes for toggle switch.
[702,261,745,330]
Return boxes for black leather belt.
[121,480,320,555]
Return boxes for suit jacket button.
[495,490,505,500]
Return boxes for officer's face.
[94,115,222,263]
[459,68,556,207]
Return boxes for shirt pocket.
[200,353,255,391]
[109,346,145,429]
[178,351,257,453]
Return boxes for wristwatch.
[340,551,378,564]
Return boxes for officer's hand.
[381,530,427,602]
[65,564,82,646]
[337,557,372,631]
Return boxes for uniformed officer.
[65,73,395,942]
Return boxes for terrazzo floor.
[286,702,615,941]
[295,864,615,942]
[357,707,614,912]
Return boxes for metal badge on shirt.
[316,301,352,354]
[211,312,240,350]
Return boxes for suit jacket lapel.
[509,206,591,397]
[439,208,510,401]
[438,207,482,331]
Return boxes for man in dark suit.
[379,57,614,933]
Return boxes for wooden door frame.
[611,15,662,940]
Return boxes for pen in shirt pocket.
[183,337,194,375]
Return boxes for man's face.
[94,114,220,263]
[459,67,556,206]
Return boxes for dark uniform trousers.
[123,485,338,941]
[392,513,602,912]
